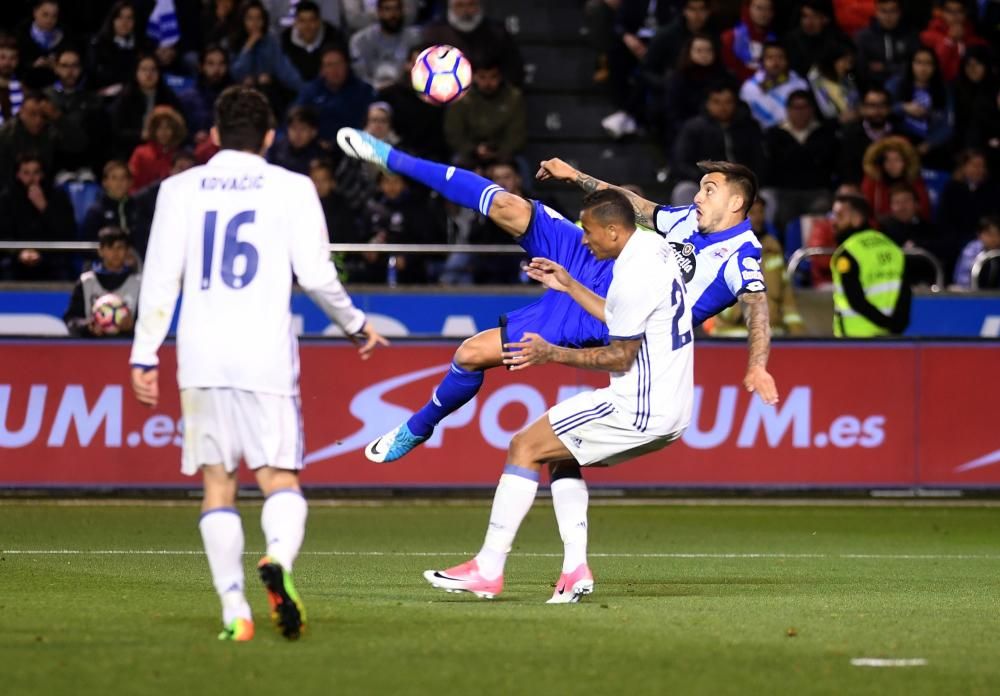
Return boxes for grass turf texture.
[2,502,998,695]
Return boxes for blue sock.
[406,361,484,437]
[387,149,504,215]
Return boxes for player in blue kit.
[337,127,777,459]
[337,127,777,601]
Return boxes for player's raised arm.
[129,180,186,406]
[536,157,659,228]
[524,257,607,323]
[288,176,388,358]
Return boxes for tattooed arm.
[739,291,779,404]
[502,332,641,373]
[536,157,658,228]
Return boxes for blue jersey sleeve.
[520,201,611,292]
[723,241,767,296]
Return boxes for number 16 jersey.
[130,150,366,395]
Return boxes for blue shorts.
[501,202,613,349]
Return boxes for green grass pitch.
[2,501,998,695]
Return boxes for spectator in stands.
[721,0,776,82]
[0,91,58,191]
[296,44,375,141]
[82,159,137,241]
[179,45,233,148]
[309,156,357,241]
[920,0,987,82]
[761,89,837,235]
[953,46,996,148]
[833,0,877,36]
[855,0,920,87]
[671,82,764,204]
[364,101,399,145]
[808,41,860,123]
[879,183,933,243]
[710,197,805,336]
[444,54,526,167]
[783,0,852,77]
[128,105,187,192]
[263,0,345,35]
[45,45,103,176]
[343,0,419,33]
[63,225,139,337]
[89,1,152,94]
[201,0,241,51]
[837,85,900,183]
[268,104,332,174]
[642,0,717,90]
[15,0,70,88]
[377,44,447,160]
[230,0,305,111]
[936,149,1000,272]
[658,35,733,153]
[830,193,911,336]
[422,0,524,86]
[354,170,445,283]
[582,0,619,85]
[349,0,421,89]
[954,215,1000,288]
[130,149,195,258]
[889,46,953,164]
[109,54,184,159]
[739,42,810,129]
[806,181,863,287]
[861,136,931,220]
[0,35,24,126]
[281,0,346,83]
[0,154,75,280]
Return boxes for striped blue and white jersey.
[652,205,766,326]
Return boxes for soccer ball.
[92,293,131,335]
[411,45,472,105]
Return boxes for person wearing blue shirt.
[295,44,375,141]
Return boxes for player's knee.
[508,430,533,463]
[455,335,500,370]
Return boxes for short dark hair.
[801,0,831,15]
[102,159,130,179]
[98,226,130,247]
[15,152,43,173]
[786,88,815,108]
[835,193,872,220]
[309,157,335,176]
[200,43,227,64]
[862,85,891,103]
[581,189,635,229]
[0,34,17,52]
[214,85,273,151]
[172,148,195,166]
[286,104,319,129]
[706,80,736,97]
[761,40,786,56]
[294,0,320,15]
[978,215,1000,233]
[697,160,758,215]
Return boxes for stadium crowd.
[0,0,999,291]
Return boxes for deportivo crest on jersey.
[670,242,697,283]
[652,204,765,326]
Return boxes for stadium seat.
[519,44,594,93]
[525,93,608,140]
[921,168,950,220]
[60,180,101,232]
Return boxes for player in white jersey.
[423,189,694,601]
[129,86,386,642]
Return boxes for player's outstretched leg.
[257,487,308,639]
[337,127,506,216]
[199,507,255,641]
[365,329,501,463]
[546,463,594,604]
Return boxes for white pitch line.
[851,658,928,668]
[3,550,1000,560]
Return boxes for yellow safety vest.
[830,229,905,337]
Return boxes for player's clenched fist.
[535,158,578,182]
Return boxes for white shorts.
[548,388,682,467]
[179,388,303,476]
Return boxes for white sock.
[551,477,589,573]
[475,471,539,579]
[199,508,251,624]
[261,489,308,571]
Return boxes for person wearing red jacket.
[721,0,776,82]
[919,0,987,82]
[127,105,187,193]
